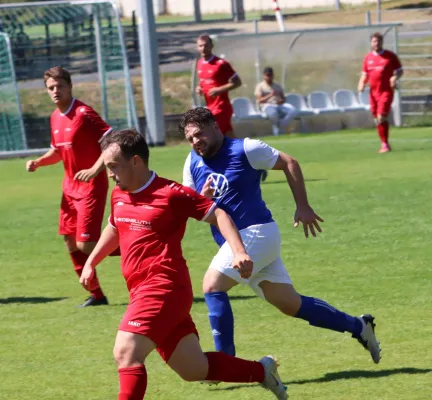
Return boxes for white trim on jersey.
[108,216,117,229]
[243,138,280,170]
[60,98,76,116]
[229,72,238,81]
[201,202,217,222]
[98,127,113,143]
[202,55,215,64]
[182,153,196,189]
[131,171,156,193]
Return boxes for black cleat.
[77,296,109,308]
[260,170,268,182]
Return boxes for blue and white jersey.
[183,137,280,246]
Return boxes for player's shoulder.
[73,99,97,115]
[111,186,128,202]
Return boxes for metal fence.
[210,24,399,110]
[0,0,138,153]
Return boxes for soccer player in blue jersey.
[180,107,381,366]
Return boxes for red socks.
[205,352,265,383]
[377,121,389,145]
[118,366,147,400]
[69,250,105,300]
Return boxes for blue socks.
[295,295,363,337]
[204,292,236,356]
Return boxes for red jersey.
[109,173,215,293]
[197,55,237,114]
[50,98,111,198]
[362,50,402,94]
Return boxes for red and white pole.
[272,0,286,32]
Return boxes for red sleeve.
[168,182,216,221]
[220,60,237,82]
[50,114,57,150]
[391,52,402,72]
[79,106,112,142]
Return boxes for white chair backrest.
[232,97,256,118]
[358,89,370,106]
[308,91,334,109]
[333,89,360,108]
[285,93,308,110]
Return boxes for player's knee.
[376,115,383,124]
[202,280,224,294]
[76,241,96,255]
[113,342,139,368]
[64,235,77,253]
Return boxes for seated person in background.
[255,67,298,136]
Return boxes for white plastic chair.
[358,89,371,110]
[333,89,364,112]
[285,93,314,116]
[308,91,339,114]
[232,97,263,120]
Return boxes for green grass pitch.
[0,127,431,399]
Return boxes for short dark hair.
[100,128,149,163]
[43,66,72,86]
[371,32,383,41]
[197,33,213,45]
[263,66,274,75]
[178,107,216,136]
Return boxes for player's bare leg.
[65,235,108,307]
[376,114,391,153]
[203,269,239,356]
[168,333,288,399]
[114,331,155,400]
[260,281,381,363]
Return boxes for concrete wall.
[117,0,377,17]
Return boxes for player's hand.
[294,205,324,238]
[196,85,203,95]
[26,160,39,172]
[232,252,253,279]
[208,87,223,97]
[200,177,215,199]
[80,264,96,290]
[358,83,365,92]
[74,168,98,182]
[390,76,398,90]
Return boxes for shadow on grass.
[264,178,327,185]
[0,296,68,304]
[211,368,432,391]
[193,295,256,304]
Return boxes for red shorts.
[370,91,394,117]
[119,286,198,362]
[59,191,107,242]
[213,110,233,135]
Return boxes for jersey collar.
[202,55,215,63]
[60,98,76,116]
[130,171,156,194]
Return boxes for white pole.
[272,0,286,32]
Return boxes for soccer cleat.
[259,356,288,399]
[77,295,109,308]
[260,170,268,182]
[354,314,381,364]
[379,143,390,153]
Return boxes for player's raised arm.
[204,207,253,279]
[25,148,61,172]
[80,223,119,290]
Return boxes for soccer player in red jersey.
[196,34,242,139]
[358,32,403,153]
[26,66,110,307]
[79,129,288,400]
